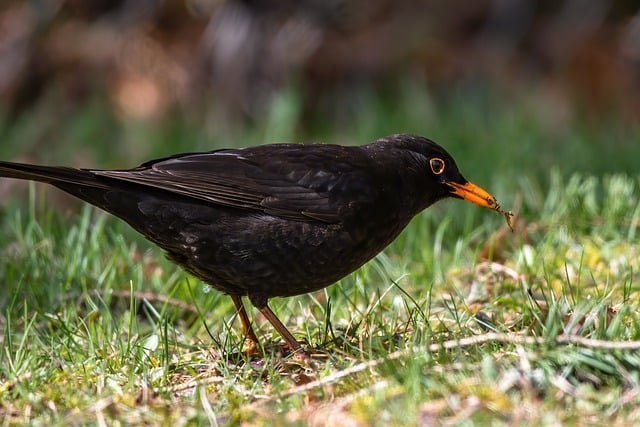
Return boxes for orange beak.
[446,180,514,230]
[446,180,499,209]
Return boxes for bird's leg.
[231,295,260,354]
[248,293,308,358]
[257,304,304,353]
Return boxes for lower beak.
[446,180,514,231]
[445,180,500,210]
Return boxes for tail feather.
[0,161,153,235]
[0,161,106,188]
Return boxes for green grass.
[1,86,640,425]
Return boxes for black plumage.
[0,134,511,355]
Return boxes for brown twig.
[274,332,640,398]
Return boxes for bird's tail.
[0,156,165,238]
[0,160,120,214]
[0,161,106,188]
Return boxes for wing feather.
[93,145,380,223]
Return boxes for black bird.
[0,134,511,355]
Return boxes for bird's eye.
[430,158,445,175]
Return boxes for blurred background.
[0,0,639,192]
[2,3,640,422]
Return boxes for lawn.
[1,87,640,425]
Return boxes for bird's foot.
[240,336,261,356]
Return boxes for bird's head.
[376,134,514,229]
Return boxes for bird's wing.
[93,145,381,223]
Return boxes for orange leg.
[257,303,305,354]
[231,295,260,353]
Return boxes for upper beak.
[445,180,500,210]
[446,180,515,231]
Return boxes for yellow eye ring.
[430,158,445,175]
